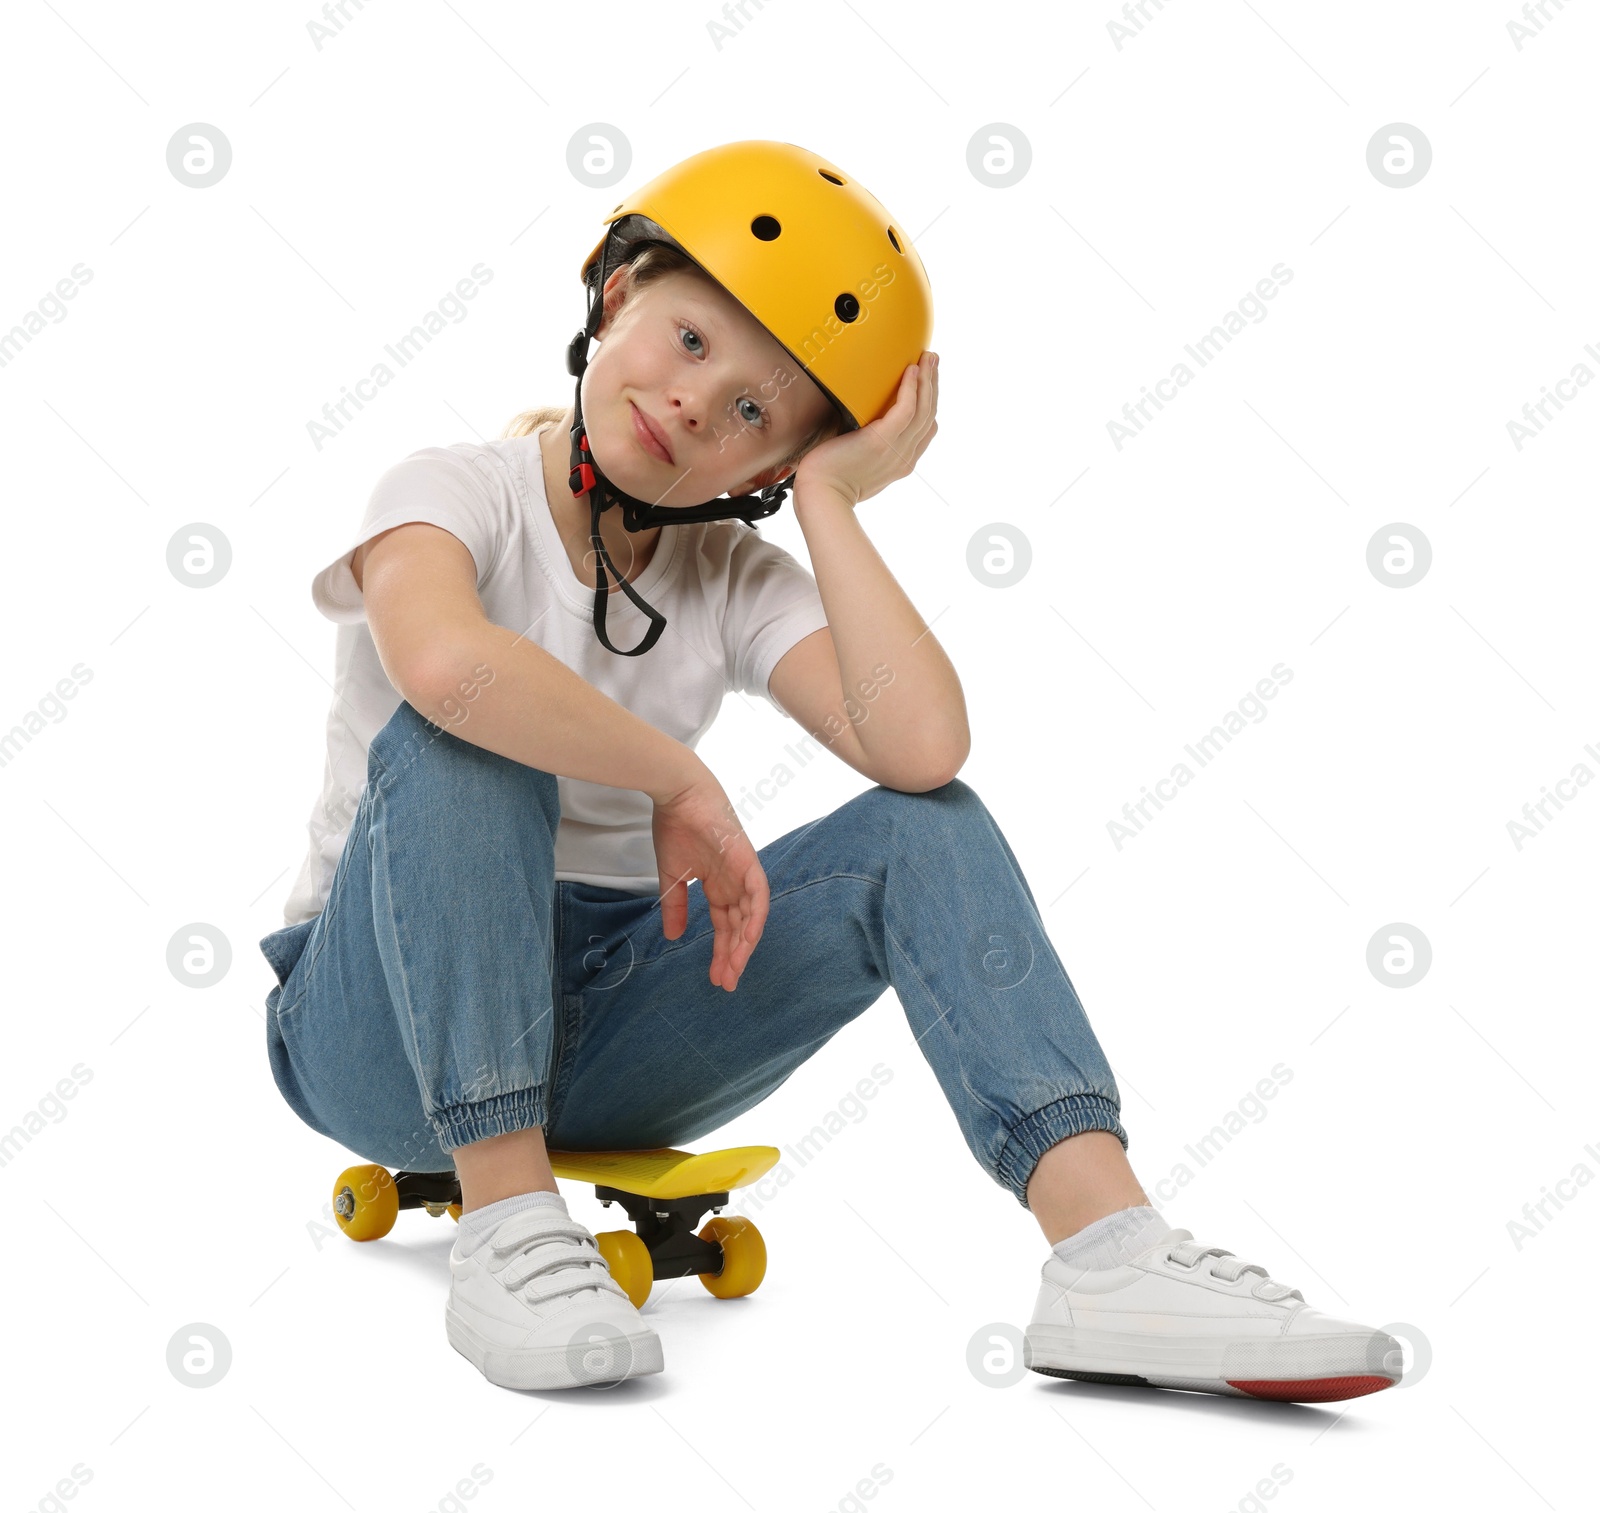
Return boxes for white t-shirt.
[279,421,829,927]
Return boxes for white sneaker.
[1024,1227,1404,1403]
[445,1202,664,1390]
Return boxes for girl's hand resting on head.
[792,350,939,507]
[649,762,769,993]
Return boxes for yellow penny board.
[547,1145,779,1200]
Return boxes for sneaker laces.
[479,1210,631,1306]
[1158,1228,1304,1303]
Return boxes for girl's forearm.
[412,621,704,805]
[792,482,970,783]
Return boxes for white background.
[1,1,1594,1509]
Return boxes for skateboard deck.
[329,1144,780,1306]
[547,1144,779,1199]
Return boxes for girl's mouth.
[630,402,674,464]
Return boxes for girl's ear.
[594,264,635,338]
[729,461,794,496]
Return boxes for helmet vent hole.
[887,227,902,253]
[818,171,845,185]
[834,292,861,324]
[751,215,782,241]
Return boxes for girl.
[259,140,1404,1401]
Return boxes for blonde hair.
[501,240,847,473]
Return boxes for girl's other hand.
[649,765,769,991]
[792,350,939,507]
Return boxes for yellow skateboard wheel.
[596,1230,653,1309]
[447,1203,461,1222]
[331,1164,399,1242]
[697,1216,766,1299]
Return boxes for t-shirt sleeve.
[722,525,831,715]
[310,446,508,623]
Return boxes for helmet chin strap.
[564,233,796,657]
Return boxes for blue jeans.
[259,700,1128,1208]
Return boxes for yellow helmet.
[579,139,933,433]
[564,139,933,656]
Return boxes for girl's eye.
[677,321,768,430]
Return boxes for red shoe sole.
[1228,1375,1396,1402]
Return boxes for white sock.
[1050,1204,1175,1270]
[455,1189,567,1256]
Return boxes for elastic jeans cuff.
[431,1086,548,1151]
[996,1092,1129,1209]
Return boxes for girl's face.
[584,263,838,506]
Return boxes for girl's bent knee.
[367,700,559,813]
